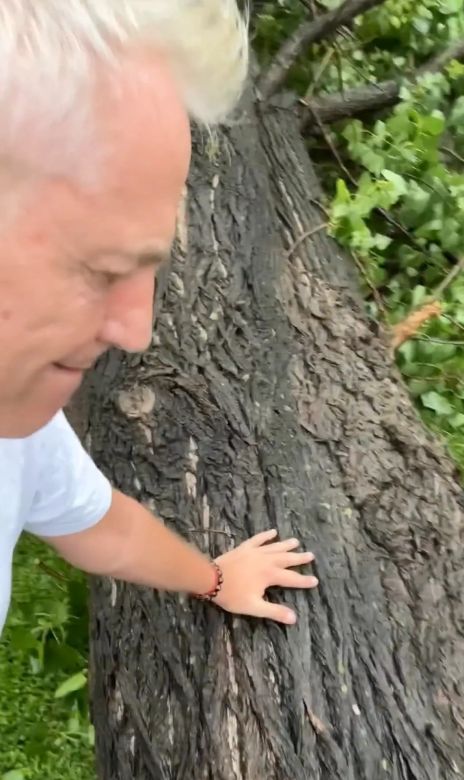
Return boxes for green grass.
[0,536,95,780]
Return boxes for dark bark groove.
[78,101,464,779]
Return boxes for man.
[0,0,318,637]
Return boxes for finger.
[241,529,278,548]
[262,537,300,554]
[270,570,319,589]
[273,551,315,569]
[253,599,297,625]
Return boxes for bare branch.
[258,0,385,99]
[302,37,464,127]
[302,81,398,124]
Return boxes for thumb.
[254,599,297,625]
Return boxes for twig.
[36,559,68,583]
[433,256,464,298]
[307,104,357,185]
[411,336,464,346]
[441,313,464,333]
[286,223,328,258]
[258,0,385,99]
[309,197,331,218]
[298,0,316,11]
[441,146,464,167]
[304,47,336,100]
[351,251,387,316]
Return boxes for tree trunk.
[75,99,464,779]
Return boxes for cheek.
[31,275,107,342]
[0,308,12,322]
[63,283,108,332]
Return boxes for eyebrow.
[91,247,172,270]
[125,248,171,268]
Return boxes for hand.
[213,529,318,625]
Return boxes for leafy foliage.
[256,0,464,470]
[0,536,93,780]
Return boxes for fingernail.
[287,611,297,624]
[310,577,319,587]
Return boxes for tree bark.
[77,99,464,779]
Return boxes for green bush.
[0,537,93,780]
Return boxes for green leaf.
[88,724,96,748]
[9,626,40,652]
[318,0,342,8]
[421,391,453,416]
[439,0,463,14]
[398,339,416,363]
[359,149,385,174]
[331,179,352,219]
[44,641,85,673]
[411,285,428,307]
[408,379,434,397]
[419,113,446,137]
[382,169,408,197]
[447,60,464,80]
[449,413,464,429]
[386,108,410,138]
[417,341,457,363]
[450,97,464,127]
[54,671,87,699]
[412,16,430,35]
[373,233,392,250]
[343,120,364,147]
[2,772,26,780]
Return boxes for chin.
[0,369,85,438]
[0,397,73,439]
[0,410,57,439]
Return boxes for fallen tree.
[69,4,464,778]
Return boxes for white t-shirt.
[0,411,112,634]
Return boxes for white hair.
[0,1,249,185]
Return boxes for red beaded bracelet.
[193,562,224,602]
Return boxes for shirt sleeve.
[24,411,113,537]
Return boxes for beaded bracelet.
[193,562,224,602]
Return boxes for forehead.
[66,52,192,259]
[99,51,191,182]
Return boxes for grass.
[0,536,95,780]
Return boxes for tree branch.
[258,0,385,100]
[301,37,464,127]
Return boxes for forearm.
[43,489,216,595]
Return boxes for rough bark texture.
[78,101,464,779]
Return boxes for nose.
[99,266,156,352]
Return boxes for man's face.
[0,54,191,437]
